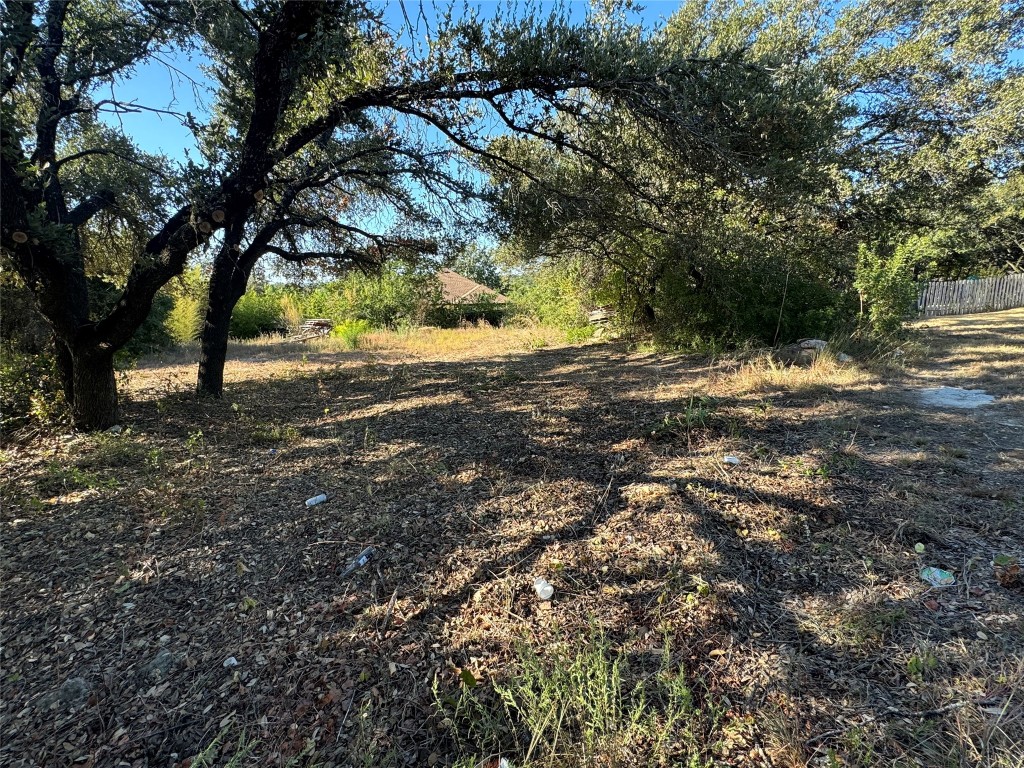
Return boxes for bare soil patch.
[2,313,1022,767]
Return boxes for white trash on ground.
[917,386,995,409]
[305,493,328,507]
[723,455,741,465]
[533,577,554,601]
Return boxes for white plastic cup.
[305,493,328,507]
[533,577,554,601]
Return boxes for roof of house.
[437,269,508,304]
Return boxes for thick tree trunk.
[70,348,118,430]
[196,257,252,398]
[54,338,75,405]
[641,301,657,327]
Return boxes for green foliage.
[166,294,204,344]
[507,261,592,331]
[437,628,715,767]
[426,292,508,328]
[854,239,926,335]
[485,0,1022,346]
[285,266,440,330]
[331,319,373,349]
[564,325,596,343]
[230,291,284,339]
[0,346,68,434]
[279,293,303,333]
[163,267,208,344]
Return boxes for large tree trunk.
[70,348,118,431]
[54,338,75,406]
[196,255,253,398]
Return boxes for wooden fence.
[917,273,1024,317]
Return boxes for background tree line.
[2,0,1021,432]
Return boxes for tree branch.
[66,189,116,226]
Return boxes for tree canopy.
[3,0,791,425]
[2,0,1021,428]
[485,0,1024,344]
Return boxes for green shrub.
[279,292,302,333]
[230,291,284,339]
[564,325,596,343]
[507,261,591,331]
[295,266,440,330]
[165,294,204,344]
[854,238,926,336]
[0,346,68,434]
[331,319,373,349]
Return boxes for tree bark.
[54,337,75,405]
[196,254,253,398]
[70,348,118,431]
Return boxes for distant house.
[437,269,508,305]
[436,269,508,325]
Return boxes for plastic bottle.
[305,493,328,507]
[533,577,554,601]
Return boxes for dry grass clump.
[711,350,873,397]
[355,324,566,359]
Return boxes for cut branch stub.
[11,231,29,244]
[211,209,226,223]
[253,189,265,202]
[198,221,212,234]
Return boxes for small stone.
[140,649,177,682]
[36,677,91,711]
[837,352,854,363]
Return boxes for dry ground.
[2,310,1022,767]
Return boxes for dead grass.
[359,324,566,359]
[2,311,1022,767]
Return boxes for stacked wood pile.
[289,319,333,342]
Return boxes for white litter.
[305,493,328,507]
[723,455,741,465]
[223,657,240,668]
[917,387,995,409]
[533,577,554,601]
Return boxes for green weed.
[38,463,118,495]
[249,422,300,446]
[331,319,373,350]
[437,627,717,768]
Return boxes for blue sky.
[103,1,683,163]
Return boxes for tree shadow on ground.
[2,335,1022,767]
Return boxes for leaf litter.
[1,314,1023,767]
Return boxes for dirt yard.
[2,310,1022,767]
